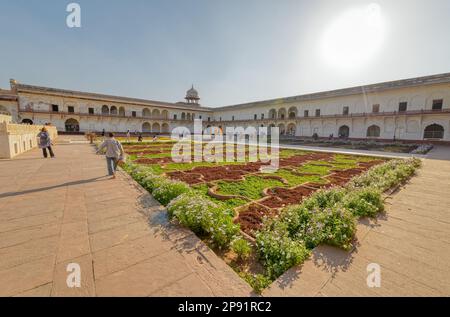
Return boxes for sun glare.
[321,3,385,70]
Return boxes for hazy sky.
[1,0,449,107]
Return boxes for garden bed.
[121,141,421,293]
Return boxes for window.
[399,102,408,112]
[173,114,177,120]
[315,109,321,117]
[220,117,222,121]
[52,104,59,112]
[372,104,380,113]
[68,106,74,113]
[304,110,309,117]
[261,114,264,120]
[88,108,94,115]
[367,125,381,138]
[199,115,202,119]
[132,111,137,117]
[254,114,257,120]
[424,124,444,139]
[432,99,443,111]
[208,117,211,122]
[343,106,349,115]
[232,116,235,121]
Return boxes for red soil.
[331,168,366,178]
[125,150,164,155]
[303,182,335,190]
[235,204,277,237]
[279,153,335,168]
[325,176,351,187]
[166,171,203,185]
[358,160,386,169]
[134,157,174,165]
[260,185,316,209]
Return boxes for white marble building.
[1,72,450,142]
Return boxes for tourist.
[96,132,124,179]
[152,135,158,142]
[37,127,55,158]
[126,129,131,142]
[138,133,143,142]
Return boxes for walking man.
[96,132,124,179]
[37,127,55,158]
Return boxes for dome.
[185,85,200,103]
[186,85,199,99]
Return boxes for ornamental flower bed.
[121,142,421,293]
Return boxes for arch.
[187,113,192,121]
[287,123,296,136]
[0,105,11,115]
[110,106,118,115]
[118,107,125,116]
[278,108,287,120]
[161,110,169,119]
[152,123,161,133]
[269,109,277,119]
[152,109,160,119]
[181,112,186,120]
[161,123,170,133]
[21,119,33,125]
[367,125,381,138]
[288,107,298,119]
[65,118,80,132]
[142,122,151,133]
[101,105,109,115]
[278,123,286,135]
[339,125,350,138]
[142,108,151,118]
[424,124,444,139]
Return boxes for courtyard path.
[0,139,252,296]
[265,146,450,296]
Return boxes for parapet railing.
[211,109,450,124]
[18,109,198,122]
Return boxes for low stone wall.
[0,114,12,124]
[0,122,58,159]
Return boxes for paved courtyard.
[0,138,252,297]
[0,138,449,297]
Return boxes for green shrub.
[343,187,384,218]
[315,205,356,250]
[280,203,356,250]
[240,273,272,294]
[231,237,252,260]
[152,180,192,206]
[141,174,166,192]
[304,188,346,209]
[348,158,420,192]
[167,193,240,248]
[255,229,310,280]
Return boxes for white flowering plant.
[255,228,310,280]
[167,193,240,248]
[343,187,384,217]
